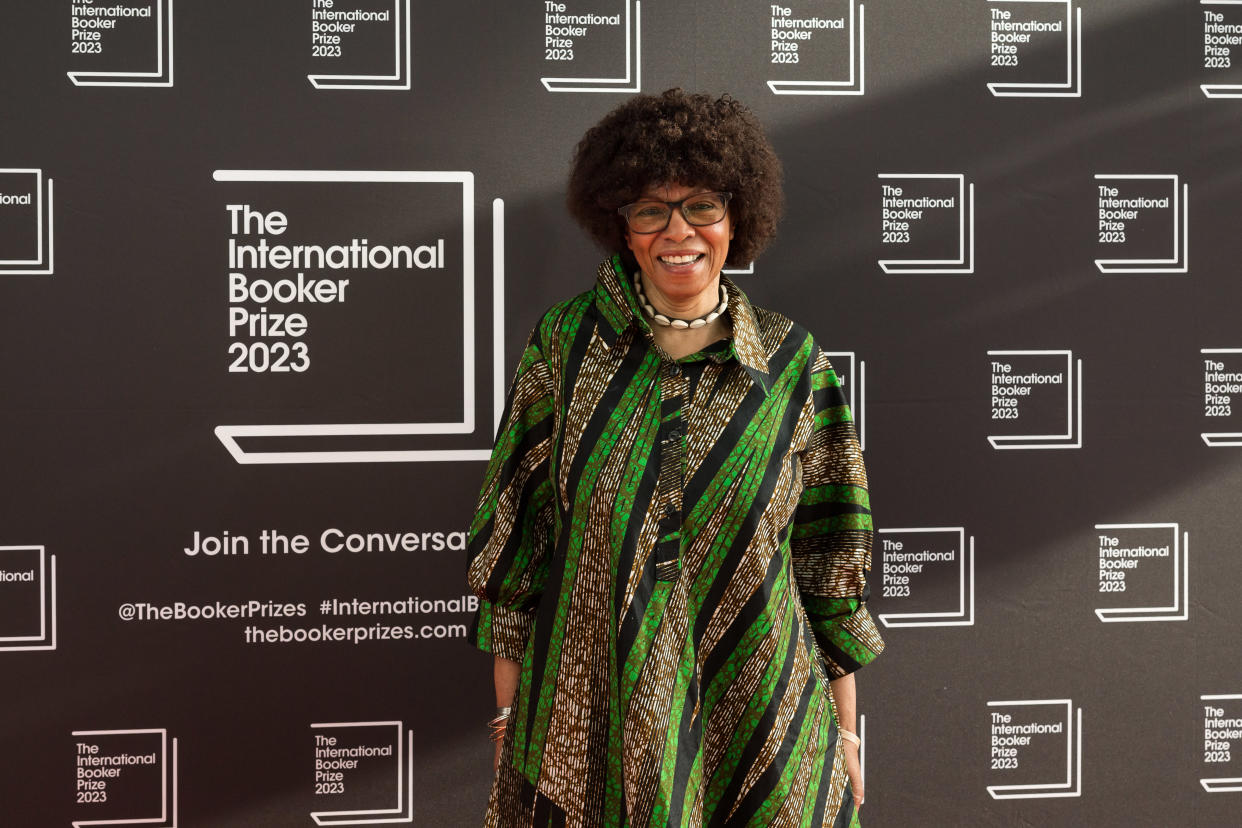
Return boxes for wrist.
[488,706,512,743]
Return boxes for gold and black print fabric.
[467,256,884,827]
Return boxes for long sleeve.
[790,347,885,678]
[466,328,557,662]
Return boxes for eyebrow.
[637,190,713,201]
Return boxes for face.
[624,183,734,310]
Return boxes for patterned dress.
[467,256,884,827]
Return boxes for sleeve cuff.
[813,606,886,678]
[468,599,535,662]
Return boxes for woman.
[467,89,883,827]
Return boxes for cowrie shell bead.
[633,274,729,329]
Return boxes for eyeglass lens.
[623,193,729,233]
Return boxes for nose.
[662,208,696,240]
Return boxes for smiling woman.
[466,89,882,828]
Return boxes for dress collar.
[593,255,772,395]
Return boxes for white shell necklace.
[633,274,728,330]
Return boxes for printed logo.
[858,714,867,787]
[211,170,505,464]
[1200,694,1242,792]
[1093,175,1189,274]
[1200,348,1242,446]
[1094,523,1189,623]
[71,729,178,827]
[986,699,1083,799]
[1200,1,1242,97]
[67,0,174,87]
[766,1,864,96]
[541,0,641,93]
[825,351,866,451]
[986,0,1082,97]
[0,545,56,652]
[875,527,974,627]
[0,169,54,275]
[308,0,411,90]
[311,721,414,824]
[877,174,975,274]
[987,350,1083,450]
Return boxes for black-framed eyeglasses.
[616,191,732,234]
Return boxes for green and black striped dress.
[467,256,884,827]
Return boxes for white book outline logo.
[70,729,178,827]
[1093,175,1189,274]
[1201,1,1242,97]
[986,700,1083,799]
[67,0,174,88]
[1199,694,1242,792]
[0,169,54,275]
[767,2,865,96]
[987,350,1082,450]
[858,714,865,788]
[987,0,1082,97]
[825,351,865,452]
[310,721,414,825]
[308,0,411,91]
[877,174,975,274]
[875,528,974,627]
[1094,523,1189,623]
[541,1,641,93]
[0,545,56,651]
[1200,348,1242,446]
[212,170,506,464]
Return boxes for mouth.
[657,253,704,266]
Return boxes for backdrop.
[2,1,1241,825]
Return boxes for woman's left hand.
[843,739,863,808]
[828,673,863,808]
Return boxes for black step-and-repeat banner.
[2,1,1241,825]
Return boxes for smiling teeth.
[660,254,701,264]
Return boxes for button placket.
[653,361,688,582]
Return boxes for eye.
[686,199,718,214]
[633,204,667,218]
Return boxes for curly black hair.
[567,89,784,269]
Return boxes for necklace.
[633,274,728,330]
